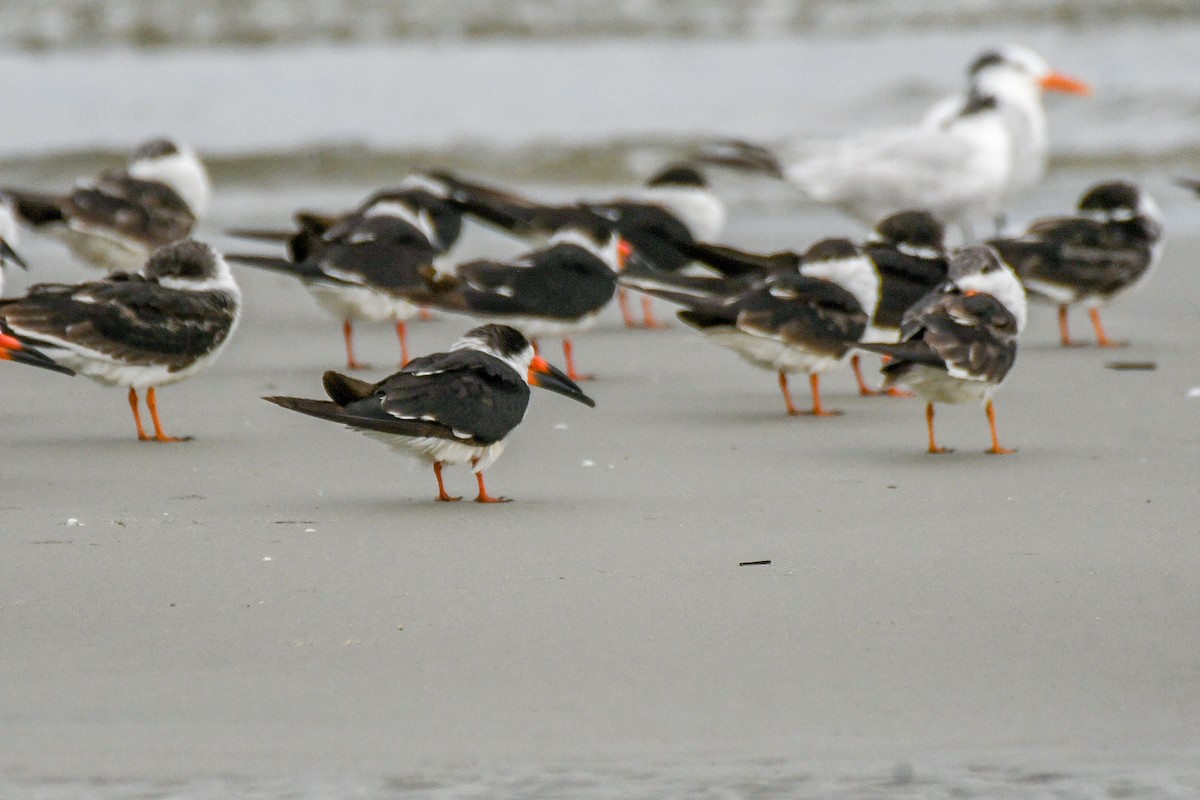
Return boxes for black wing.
[990,216,1158,299]
[739,275,868,356]
[0,275,236,370]
[868,291,1019,385]
[66,172,196,247]
[313,215,442,293]
[366,350,530,444]
[863,242,949,329]
[450,243,616,319]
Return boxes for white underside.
[705,327,844,374]
[42,223,147,272]
[39,324,238,389]
[306,284,420,323]
[886,363,997,405]
[360,429,507,472]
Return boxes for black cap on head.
[468,324,532,359]
[142,238,219,281]
[1078,180,1140,215]
[803,237,860,263]
[967,50,1006,76]
[646,163,708,189]
[131,137,181,162]
[874,210,945,249]
[949,245,1004,279]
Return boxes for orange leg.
[851,354,881,396]
[617,287,638,328]
[926,402,951,454]
[1057,305,1075,347]
[985,399,1015,454]
[146,387,186,442]
[807,373,841,417]
[128,387,150,441]
[418,307,435,322]
[562,338,591,382]
[1088,307,1123,348]
[396,320,410,366]
[472,463,510,504]
[343,319,366,370]
[433,462,461,502]
[640,295,668,330]
[778,371,800,416]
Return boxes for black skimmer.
[852,210,950,395]
[429,165,724,328]
[264,324,594,503]
[0,239,240,441]
[625,238,878,416]
[2,138,211,272]
[699,47,1087,237]
[858,246,1026,454]
[989,180,1163,348]
[227,189,452,369]
[412,217,624,382]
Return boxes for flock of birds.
[0,44,1186,502]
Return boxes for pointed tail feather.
[322,371,376,405]
[1,189,67,227]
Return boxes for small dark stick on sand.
[739,560,771,566]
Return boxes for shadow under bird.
[857,245,1026,454]
[988,180,1163,347]
[264,324,594,503]
[0,239,240,441]
[1,138,211,272]
[623,238,878,417]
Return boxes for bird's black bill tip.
[528,357,596,408]
[0,239,29,270]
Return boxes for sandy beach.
[0,183,1198,792]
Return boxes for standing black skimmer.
[853,210,950,395]
[264,324,594,503]
[988,180,1163,348]
[2,138,211,272]
[0,239,240,441]
[227,189,452,369]
[624,238,878,416]
[413,217,624,381]
[428,164,724,328]
[700,47,1087,237]
[858,246,1026,454]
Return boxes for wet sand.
[0,192,1198,782]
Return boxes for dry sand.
[0,200,1198,783]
